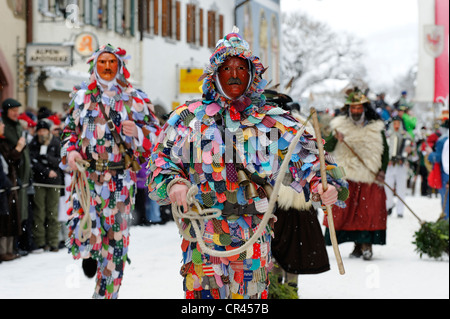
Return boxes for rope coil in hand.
[167,114,313,258]
[70,159,92,243]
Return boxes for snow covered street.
[0,194,448,299]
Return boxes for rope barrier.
[0,183,66,194]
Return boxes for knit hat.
[36,119,51,131]
[18,113,37,128]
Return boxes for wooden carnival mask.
[96,52,119,82]
[217,56,251,100]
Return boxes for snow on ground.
[0,194,448,299]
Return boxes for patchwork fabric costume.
[60,44,160,299]
[148,33,348,299]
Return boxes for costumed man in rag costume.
[60,44,160,299]
[264,91,343,295]
[147,31,349,299]
[324,88,389,261]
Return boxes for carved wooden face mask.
[96,52,119,82]
[217,56,251,100]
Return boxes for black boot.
[349,243,363,258]
[82,258,98,278]
[362,243,373,261]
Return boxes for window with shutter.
[107,0,115,30]
[154,0,159,35]
[91,0,99,26]
[84,0,91,24]
[199,8,204,46]
[219,14,224,40]
[186,4,195,44]
[130,0,136,36]
[162,0,170,37]
[176,1,181,41]
[116,0,124,34]
[207,10,216,49]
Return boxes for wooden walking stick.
[335,129,425,225]
[311,108,346,275]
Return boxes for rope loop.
[167,113,313,258]
[70,160,92,243]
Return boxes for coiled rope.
[167,113,313,258]
[70,159,92,243]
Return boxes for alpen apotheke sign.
[26,44,73,67]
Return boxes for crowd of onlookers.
[373,91,448,198]
[318,90,449,219]
[0,98,171,263]
[1,91,448,264]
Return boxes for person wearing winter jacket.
[1,99,32,254]
[427,116,449,220]
[29,119,62,252]
[0,111,24,261]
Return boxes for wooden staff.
[311,108,345,275]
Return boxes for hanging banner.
[434,0,449,107]
[416,0,436,103]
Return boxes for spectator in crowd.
[427,113,449,220]
[385,116,413,217]
[29,120,62,252]
[0,100,29,261]
[0,118,14,262]
[1,98,32,255]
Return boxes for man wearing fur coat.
[324,89,389,260]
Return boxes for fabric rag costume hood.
[200,31,267,104]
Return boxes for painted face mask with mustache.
[216,56,251,100]
[96,52,119,82]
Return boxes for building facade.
[140,0,235,113]
[30,0,143,114]
[1,0,281,116]
[0,0,27,106]
[235,0,281,90]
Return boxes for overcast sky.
[280,0,420,91]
